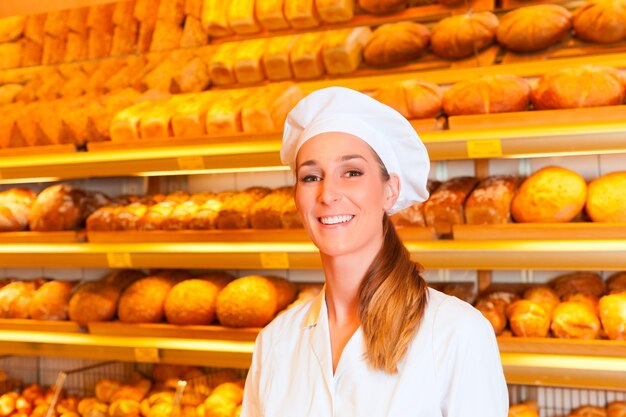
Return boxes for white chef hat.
[281,86,430,214]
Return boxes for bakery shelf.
[0,319,82,333]
[88,322,260,342]
[1,116,625,182]
[0,239,625,270]
[453,224,626,241]
[0,231,84,243]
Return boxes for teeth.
[320,215,353,225]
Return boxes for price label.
[107,252,133,268]
[466,139,503,158]
[177,156,205,170]
[134,347,160,363]
[260,252,290,269]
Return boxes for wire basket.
[0,356,39,394]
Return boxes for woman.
[241,87,508,417]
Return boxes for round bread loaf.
[164,279,222,325]
[524,285,560,315]
[586,171,626,222]
[431,12,499,59]
[532,65,625,110]
[599,292,626,340]
[216,275,278,327]
[0,281,38,318]
[551,301,601,339]
[443,74,530,115]
[549,271,605,298]
[29,280,74,320]
[358,0,407,14]
[497,4,572,52]
[506,300,551,337]
[363,22,430,66]
[511,166,587,223]
[573,0,626,43]
[118,276,177,323]
[28,184,86,231]
[373,80,443,119]
[68,281,121,325]
[475,299,507,335]
[607,272,626,294]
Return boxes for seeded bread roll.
[497,5,572,52]
[423,177,478,235]
[511,166,587,223]
[431,12,499,59]
[465,175,520,224]
[443,75,531,116]
[363,22,429,67]
[586,171,626,222]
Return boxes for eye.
[344,169,363,178]
[299,174,321,183]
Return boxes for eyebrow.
[298,154,367,168]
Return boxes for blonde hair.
[358,163,429,374]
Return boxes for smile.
[319,215,354,225]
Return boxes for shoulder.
[427,288,493,342]
[255,298,314,351]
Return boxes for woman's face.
[294,132,399,258]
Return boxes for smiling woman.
[241,87,509,417]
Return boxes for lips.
[318,215,354,225]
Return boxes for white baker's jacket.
[241,287,509,417]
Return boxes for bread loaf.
[322,27,371,75]
[549,272,605,298]
[118,276,178,323]
[531,65,625,110]
[44,10,69,38]
[217,187,272,229]
[201,0,233,37]
[0,281,37,319]
[241,83,303,133]
[28,184,86,231]
[205,91,249,135]
[110,101,160,142]
[171,92,216,137]
[150,21,183,52]
[256,0,290,30]
[511,166,587,223]
[524,285,560,315]
[599,292,626,340]
[251,187,294,229]
[137,202,177,230]
[607,272,626,294]
[358,0,407,14]
[87,4,115,33]
[363,22,430,67]
[227,0,261,34]
[0,16,26,43]
[316,0,354,22]
[234,39,268,84]
[424,176,478,235]
[506,300,551,337]
[372,80,443,119]
[443,75,530,115]
[114,0,137,26]
[65,32,88,62]
[189,193,230,229]
[29,280,75,320]
[24,14,46,44]
[431,12,499,59]
[573,0,626,43]
[161,200,201,230]
[0,42,21,70]
[586,171,626,222]
[263,36,298,80]
[111,24,138,56]
[497,5,572,52]
[280,196,302,229]
[391,180,440,227]
[181,16,208,48]
[210,43,239,85]
[0,188,36,232]
[465,175,520,224]
[164,279,222,325]
[290,32,326,79]
[216,275,279,327]
[285,0,320,28]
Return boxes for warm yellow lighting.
[133,165,290,177]
[0,177,60,185]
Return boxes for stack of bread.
[476,271,626,340]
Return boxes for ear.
[383,174,400,211]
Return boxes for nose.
[318,176,341,205]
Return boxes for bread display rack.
[1,0,626,400]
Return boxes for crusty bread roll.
[256,0,290,30]
[29,280,75,321]
[524,285,560,315]
[68,281,121,325]
[118,276,178,323]
[498,5,572,52]
[443,74,530,115]
[164,278,222,325]
[511,166,587,223]
[363,22,429,67]
[573,0,626,43]
[551,301,601,339]
[216,275,279,327]
[372,79,443,119]
[316,0,354,22]
[586,171,626,222]
[161,201,201,230]
[607,272,626,294]
[531,65,625,110]
[465,175,520,224]
[0,188,36,232]
[108,399,141,417]
[507,300,551,337]
[431,12,499,59]
[424,176,478,235]
[549,272,606,298]
[28,184,86,231]
[598,292,626,340]
[358,0,407,14]
[322,27,371,75]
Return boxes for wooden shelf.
[453,223,626,241]
[0,239,625,270]
[0,328,624,389]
